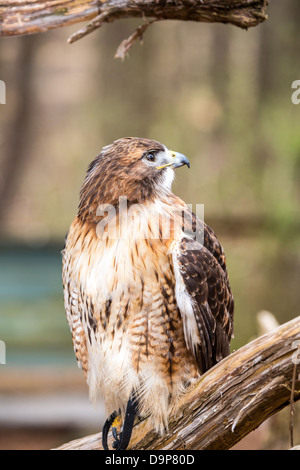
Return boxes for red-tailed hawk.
[62,137,234,449]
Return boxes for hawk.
[62,137,234,450]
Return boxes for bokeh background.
[0,0,299,450]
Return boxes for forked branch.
[55,316,300,450]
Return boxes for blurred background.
[0,0,299,450]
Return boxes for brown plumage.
[62,137,234,445]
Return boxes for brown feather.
[62,137,234,433]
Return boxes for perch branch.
[0,1,269,39]
[55,316,300,450]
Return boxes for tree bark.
[54,316,300,450]
[0,1,269,39]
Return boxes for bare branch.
[114,19,159,60]
[54,316,300,451]
[67,10,119,44]
[0,1,269,39]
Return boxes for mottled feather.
[62,137,234,433]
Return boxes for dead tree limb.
[0,1,269,41]
[55,316,300,450]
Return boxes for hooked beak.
[156,150,190,170]
[170,150,190,169]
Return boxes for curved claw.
[112,425,119,442]
[101,393,138,451]
[114,395,138,450]
[102,410,119,450]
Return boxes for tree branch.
[0,1,269,39]
[54,316,300,450]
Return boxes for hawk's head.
[78,137,190,218]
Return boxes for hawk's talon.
[112,436,120,449]
[102,410,119,450]
[101,393,138,451]
[112,425,120,442]
[112,417,123,447]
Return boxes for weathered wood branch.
[55,316,300,450]
[0,1,269,40]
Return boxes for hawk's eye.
[146,152,156,162]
